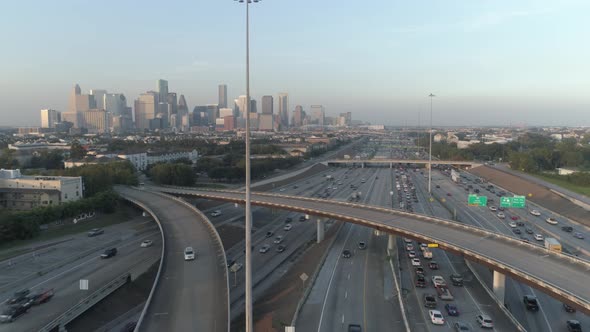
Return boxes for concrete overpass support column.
[387,234,396,251]
[362,162,365,169]
[316,219,325,243]
[390,162,393,169]
[493,270,506,304]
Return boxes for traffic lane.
[176,189,590,310]
[321,226,364,332]
[296,223,354,331]
[0,217,153,292]
[430,174,573,332]
[0,232,161,332]
[118,188,228,332]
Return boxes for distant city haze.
[1,0,589,127]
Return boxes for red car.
[511,216,519,221]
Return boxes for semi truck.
[544,237,562,253]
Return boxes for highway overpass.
[116,187,229,332]
[323,159,482,168]
[156,187,590,315]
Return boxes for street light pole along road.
[428,93,435,195]
[235,1,260,332]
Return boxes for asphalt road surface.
[117,187,228,332]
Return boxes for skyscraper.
[206,104,219,125]
[278,93,289,129]
[167,92,178,115]
[310,105,325,126]
[261,95,273,115]
[89,89,107,109]
[134,92,157,130]
[104,94,127,116]
[292,105,305,127]
[218,84,227,109]
[178,94,188,113]
[157,79,168,104]
[40,109,61,128]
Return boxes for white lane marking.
[1,231,159,303]
[341,314,345,324]
[317,225,354,332]
[345,291,348,299]
[530,288,554,332]
[348,273,351,280]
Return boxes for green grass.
[532,174,590,197]
[0,204,135,260]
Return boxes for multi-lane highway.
[157,176,590,316]
[297,167,406,332]
[424,167,590,331]
[0,214,159,331]
[117,187,229,332]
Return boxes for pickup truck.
[436,286,454,300]
[26,289,54,305]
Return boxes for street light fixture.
[428,93,435,195]
[234,1,261,331]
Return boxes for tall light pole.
[428,93,435,195]
[234,1,260,332]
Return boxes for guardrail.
[116,193,166,332]
[38,273,131,332]
[160,188,590,312]
[464,260,527,332]
[0,238,122,295]
[148,190,230,332]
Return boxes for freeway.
[156,186,590,315]
[116,187,229,332]
[0,216,159,332]
[428,169,590,331]
[297,167,406,332]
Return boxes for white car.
[489,206,498,212]
[404,238,413,244]
[411,258,421,266]
[476,314,494,328]
[534,234,544,241]
[184,247,195,261]
[508,221,517,228]
[273,236,284,244]
[259,244,271,253]
[429,310,445,325]
[210,210,222,217]
[279,188,286,192]
[546,217,558,225]
[140,240,153,248]
[283,224,292,231]
[497,212,505,219]
[406,244,414,251]
[432,275,447,287]
[530,210,541,216]
[408,251,416,258]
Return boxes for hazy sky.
[1,0,589,127]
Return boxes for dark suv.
[523,295,539,311]
[423,293,437,308]
[0,303,30,323]
[450,274,463,287]
[100,248,117,259]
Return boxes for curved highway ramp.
[158,187,590,315]
[116,187,229,332]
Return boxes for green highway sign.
[468,194,488,207]
[512,195,526,208]
[500,195,526,208]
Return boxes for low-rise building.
[0,169,83,210]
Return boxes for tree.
[148,163,196,186]
[70,141,86,159]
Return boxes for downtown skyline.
[1,0,589,127]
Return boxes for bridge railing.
[117,193,166,332]
[147,190,230,332]
[158,187,590,311]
